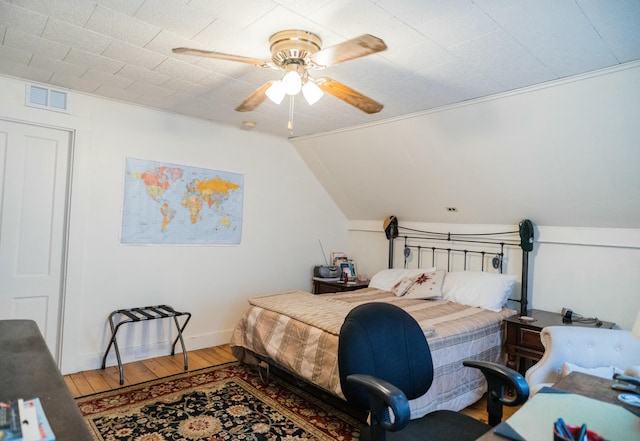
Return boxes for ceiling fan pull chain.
[288,94,295,135]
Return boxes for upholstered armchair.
[525,326,640,395]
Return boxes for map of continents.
[122,158,243,244]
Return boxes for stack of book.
[0,398,55,441]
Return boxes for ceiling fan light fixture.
[302,80,324,105]
[282,70,302,95]
[265,80,286,104]
[174,30,387,122]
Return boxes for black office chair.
[338,303,529,441]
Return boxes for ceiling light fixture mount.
[269,30,322,69]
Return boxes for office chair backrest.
[338,302,434,411]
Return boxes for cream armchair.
[525,326,640,395]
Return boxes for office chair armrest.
[346,373,411,431]
[464,360,530,427]
[463,360,529,406]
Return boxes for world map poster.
[121,158,244,244]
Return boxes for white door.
[0,119,71,361]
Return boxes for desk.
[0,320,93,441]
[553,372,640,416]
[476,372,640,440]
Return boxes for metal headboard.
[384,217,534,315]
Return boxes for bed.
[230,218,534,418]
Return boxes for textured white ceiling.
[1,0,639,138]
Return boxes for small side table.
[504,309,615,374]
[312,279,369,294]
[101,305,191,385]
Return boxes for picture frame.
[332,252,347,266]
[340,259,357,280]
[348,260,357,278]
[334,256,349,267]
[340,262,350,280]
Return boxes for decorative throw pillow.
[369,268,437,291]
[403,270,446,299]
[391,277,415,297]
[442,271,517,312]
[624,366,640,378]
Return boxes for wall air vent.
[25,84,69,113]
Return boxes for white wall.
[0,75,348,374]
[348,221,640,331]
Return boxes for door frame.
[1,116,75,366]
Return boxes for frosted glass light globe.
[302,80,324,105]
[265,81,285,104]
[282,71,302,95]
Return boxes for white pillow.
[369,268,436,291]
[442,271,517,312]
[561,362,623,379]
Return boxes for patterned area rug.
[76,362,361,440]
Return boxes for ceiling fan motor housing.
[269,30,322,68]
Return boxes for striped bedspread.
[230,287,516,418]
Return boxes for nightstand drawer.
[314,282,343,294]
[519,328,543,351]
[312,279,369,294]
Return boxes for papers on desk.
[494,389,639,441]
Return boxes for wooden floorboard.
[64,344,235,398]
[63,375,81,398]
[63,343,517,422]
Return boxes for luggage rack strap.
[101,304,192,385]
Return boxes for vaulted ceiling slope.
[1,0,639,138]
[292,62,640,230]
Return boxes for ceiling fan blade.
[172,47,272,68]
[235,81,276,112]
[311,34,387,67]
[315,78,383,114]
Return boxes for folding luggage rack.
[101,305,191,385]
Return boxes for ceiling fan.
[172,30,387,115]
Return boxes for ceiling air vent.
[25,84,69,113]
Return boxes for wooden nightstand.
[312,279,369,294]
[504,309,615,374]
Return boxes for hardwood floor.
[63,344,518,424]
[64,344,236,398]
